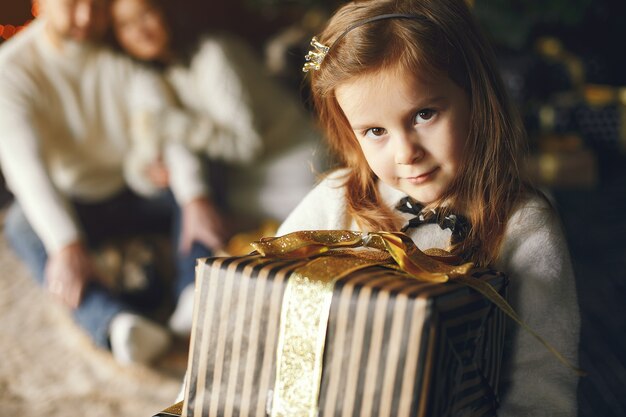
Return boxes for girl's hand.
[144,156,170,189]
[45,241,97,309]
[180,197,228,253]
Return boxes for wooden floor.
[552,158,626,417]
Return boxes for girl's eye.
[364,127,387,139]
[415,109,435,124]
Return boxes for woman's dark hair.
[108,0,207,67]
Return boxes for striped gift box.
[180,254,507,417]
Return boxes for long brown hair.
[309,0,529,266]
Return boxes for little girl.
[278,0,580,416]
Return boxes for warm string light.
[0,2,37,41]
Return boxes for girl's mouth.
[405,167,439,184]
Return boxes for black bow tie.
[395,197,470,244]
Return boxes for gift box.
[161,231,508,417]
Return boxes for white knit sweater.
[278,169,580,417]
[127,35,325,222]
[0,19,207,253]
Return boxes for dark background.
[1,1,625,416]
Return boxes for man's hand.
[180,197,228,254]
[45,241,96,309]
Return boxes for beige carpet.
[0,220,185,416]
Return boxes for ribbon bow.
[396,196,471,244]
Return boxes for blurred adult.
[0,0,219,365]
[110,0,324,227]
[110,0,326,333]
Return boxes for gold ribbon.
[252,230,584,417]
[268,253,388,417]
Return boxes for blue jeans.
[4,189,212,348]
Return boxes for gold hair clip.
[303,14,424,73]
[302,37,330,72]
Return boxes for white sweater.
[134,35,325,221]
[0,19,207,253]
[165,35,319,163]
[278,169,580,417]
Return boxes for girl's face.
[335,66,470,205]
[111,0,169,61]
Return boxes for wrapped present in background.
[530,85,626,155]
[495,35,626,186]
[177,231,508,417]
[525,133,598,188]
[92,234,173,316]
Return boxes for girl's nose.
[394,131,424,164]
[74,2,94,29]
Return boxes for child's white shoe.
[168,284,195,337]
[109,312,171,365]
